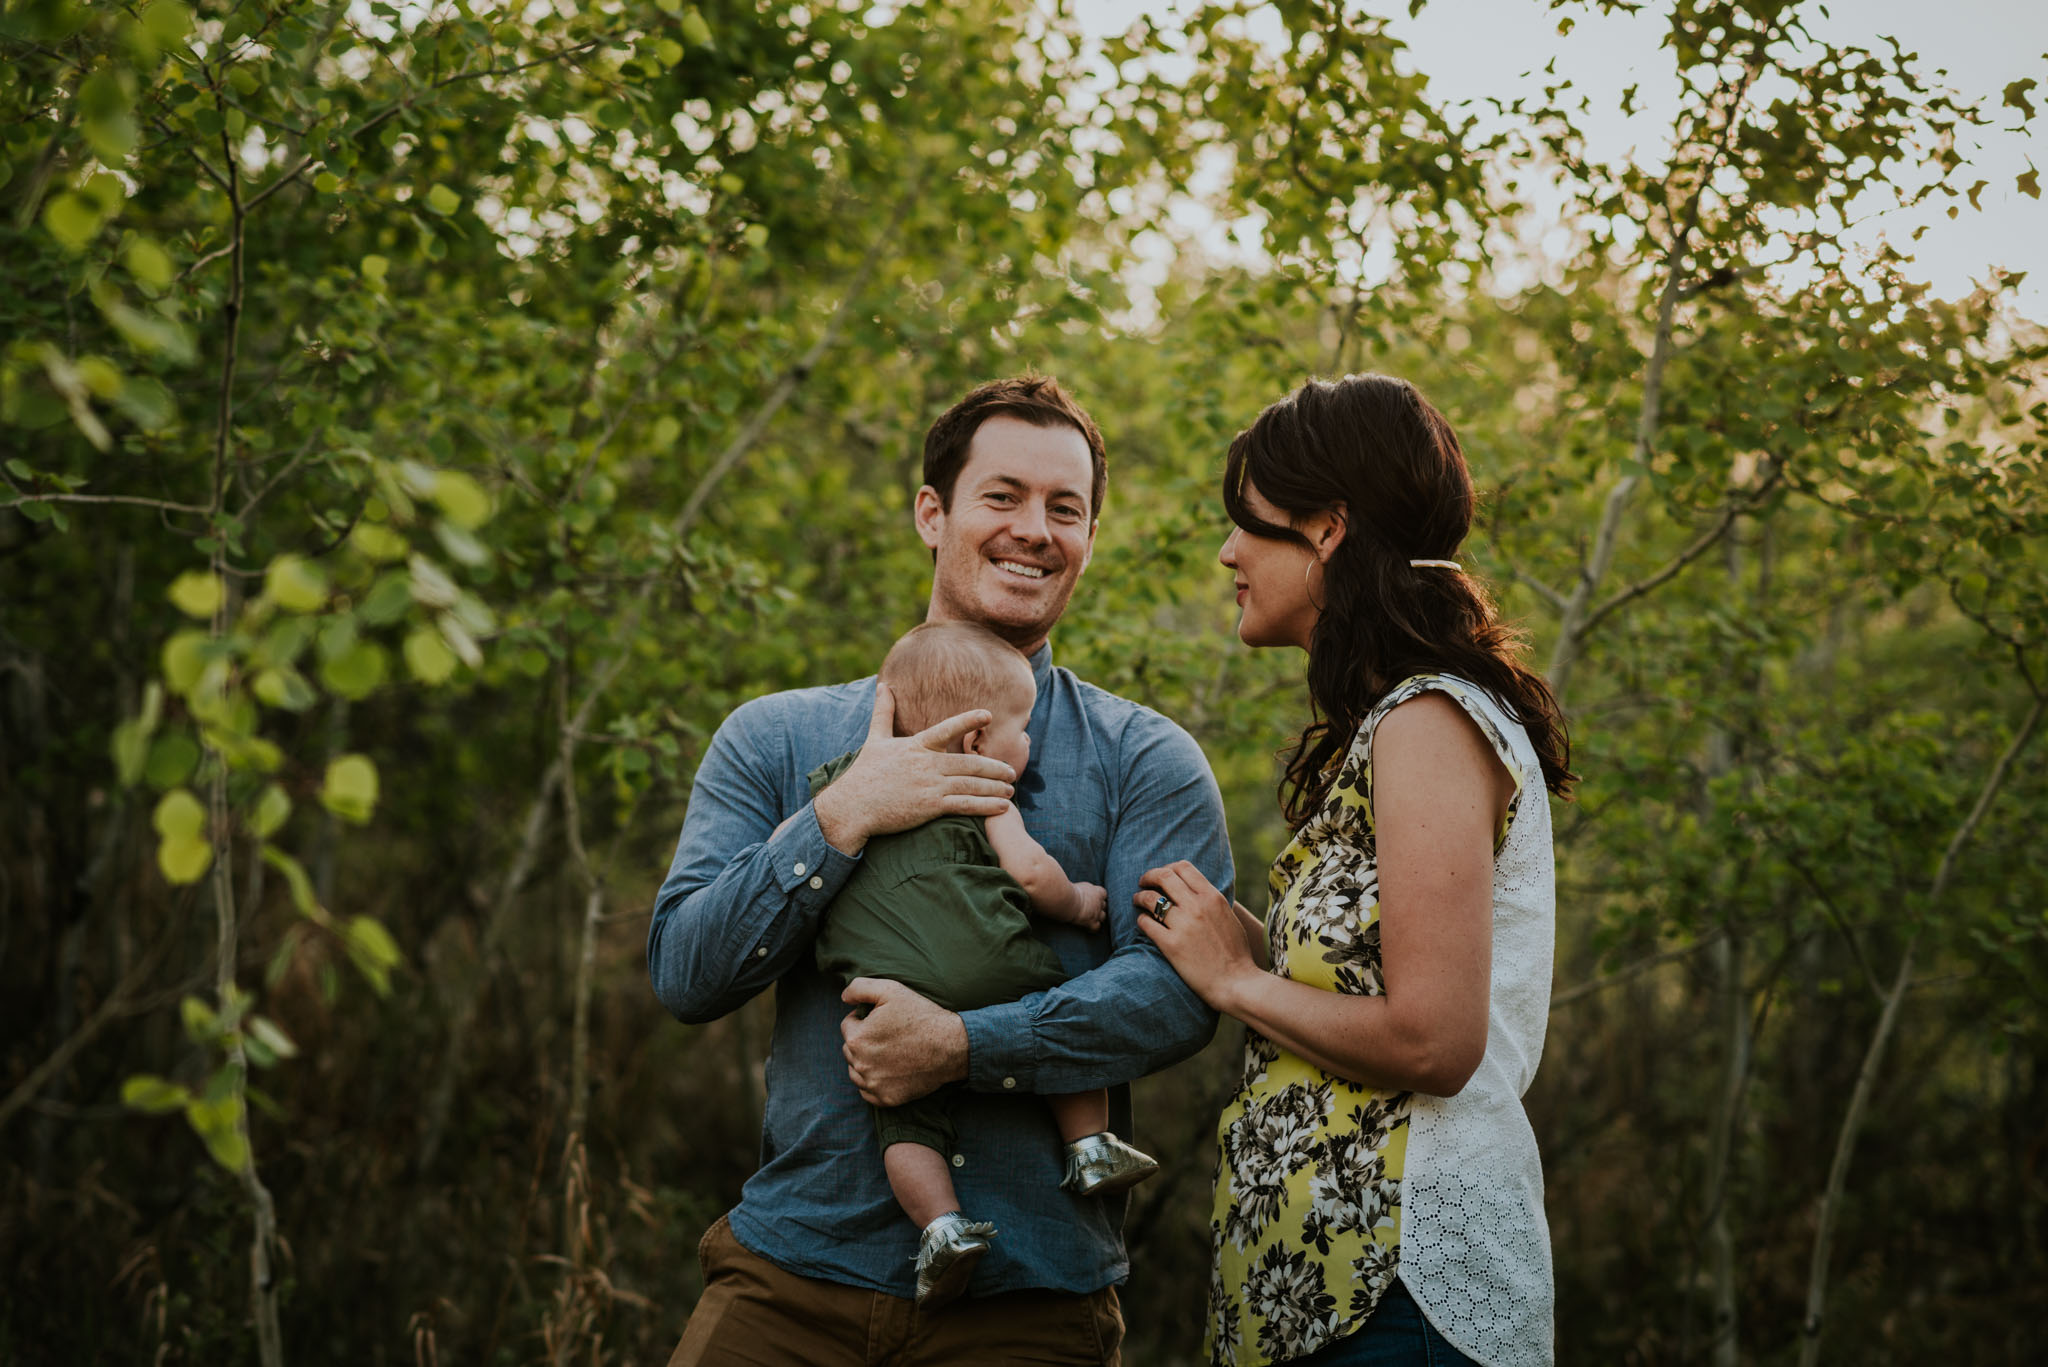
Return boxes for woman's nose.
[1218,528,1239,566]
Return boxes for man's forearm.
[958,948,1217,1095]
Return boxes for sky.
[1069,0,2047,318]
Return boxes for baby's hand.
[1069,882,1108,932]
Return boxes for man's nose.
[1007,498,1051,544]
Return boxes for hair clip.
[1408,559,1462,570]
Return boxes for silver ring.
[1149,894,1173,924]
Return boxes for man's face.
[915,415,1097,654]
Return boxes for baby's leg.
[885,1142,964,1229]
[1048,1092,1159,1197]
[1046,1090,1110,1145]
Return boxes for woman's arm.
[1138,693,1511,1096]
[985,802,1107,929]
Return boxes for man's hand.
[812,682,1016,855]
[840,977,970,1107]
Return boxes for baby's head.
[880,621,1036,776]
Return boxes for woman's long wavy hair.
[1224,374,1576,827]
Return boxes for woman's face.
[1218,479,1332,651]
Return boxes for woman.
[1136,375,1574,1367]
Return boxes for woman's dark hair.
[1224,374,1576,826]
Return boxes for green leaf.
[43,193,101,252]
[343,914,401,994]
[742,223,769,250]
[162,630,209,693]
[247,1015,299,1061]
[262,844,321,917]
[431,470,491,528]
[250,784,292,838]
[122,1075,192,1114]
[180,994,218,1039]
[313,171,341,194]
[252,665,317,711]
[350,522,408,563]
[145,731,200,788]
[318,641,387,700]
[681,8,713,47]
[360,254,390,283]
[2019,168,2041,200]
[358,571,413,625]
[112,718,151,786]
[426,183,461,215]
[153,788,205,840]
[141,0,194,46]
[265,554,328,612]
[322,754,379,824]
[168,570,223,618]
[189,1102,249,1172]
[403,627,459,684]
[124,237,174,289]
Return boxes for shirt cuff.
[962,999,1036,1093]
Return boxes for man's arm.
[647,695,858,1023]
[649,684,1018,1024]
[962,712,1232,1094]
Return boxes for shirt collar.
[1026,640,1053,695]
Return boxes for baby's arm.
[985,805,1106,930]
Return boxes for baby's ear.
[961,727,986,757]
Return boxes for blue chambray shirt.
[648,642,1233,1298]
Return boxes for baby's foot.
[1059,1132,1160,1197]
[913,1211,996,1309]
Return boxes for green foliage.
[3,0,2043,1362]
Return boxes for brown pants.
[667,1216,1125,1366]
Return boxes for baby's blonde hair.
[880,621,1035,738]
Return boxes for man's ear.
[913,485,945,552]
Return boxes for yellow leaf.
[157,833,213,884]
[167,570,223,618]
[265,554,328,612]
[322,753,379,824]
[350,522,408,563]
[250,784,291,838]
[431,470,491,529]
[404,627,458,684]
[153,788,205,840]
[162,630,210,692]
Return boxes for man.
[649,375,1233,1365]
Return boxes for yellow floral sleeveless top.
[1205,676,1523,1367]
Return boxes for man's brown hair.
[921,374,1108,520]
[879,621,1035,739]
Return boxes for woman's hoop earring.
[1304,558,1325,612]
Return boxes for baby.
[807,620,1158,1309]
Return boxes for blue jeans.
[1287,1281,1481,1367]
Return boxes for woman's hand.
[1133,861,1264,1013]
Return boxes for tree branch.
[1,492,211,516]
[1576,460,1783,641]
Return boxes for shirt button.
[793,862,807,877]
[754,946,768,958]
[1002,1077,1017,1090]
[809,876,823,890]
[951,1154,965,1168]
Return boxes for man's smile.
[992,558,1052,580]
